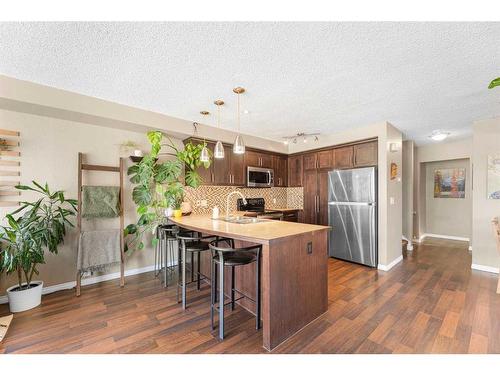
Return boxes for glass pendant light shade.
[213,99,225,159]
[214,140,225,159]
[233,134,245,154]
[200,144,210,162]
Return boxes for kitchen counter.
[169,214,325,245]
[169,214,329,351]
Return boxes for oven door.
[247,167,274,187]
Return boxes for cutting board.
[0,314,13,342]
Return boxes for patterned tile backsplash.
[184,186,304,215]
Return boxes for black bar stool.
[209,238,262,340]
[176,231,217,309]
[156,224,179,287]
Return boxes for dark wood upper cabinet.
[288,155,303,187]
[303,153,317,171]
[231,150,245,186]
[213,145,231,185]
[333,146,354,169]
[260,153,273,169]
[317,150,334,169]
[245,150,261,168]
[353,141,378,167]
[245,150,273,169]
[273,155,288,187]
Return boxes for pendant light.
[198,113,210,163]
[232,87,245,154]
[213,100,225,159]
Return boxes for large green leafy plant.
[0,181,77,290]
[125,131,210,251]
[488,77,500,89]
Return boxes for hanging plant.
[124,131,210,252]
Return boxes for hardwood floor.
[0,238,499,354]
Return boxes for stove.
[236,198,283,220]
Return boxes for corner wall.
[472,118,500,272]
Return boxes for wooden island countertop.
[169,214,329,245]
[169,214,330,351]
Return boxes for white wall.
[472,118,500,272]
[0,109,185,294]
[424,158,472,239]
[415,138,473,241]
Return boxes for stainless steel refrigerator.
[328,167,377,267]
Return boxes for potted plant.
[125,131,210,251]
[0,181,77,312]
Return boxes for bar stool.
[156,224,179,287]
[176,231,217,309]
[209,238,262,340]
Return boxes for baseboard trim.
[378,255,403,272]
[420,233,470,243]
[0,264,160,305]
[471,263,499,274]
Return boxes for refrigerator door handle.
[328,201,376,206]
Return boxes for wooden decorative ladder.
[76,152,125,296]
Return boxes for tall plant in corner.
[0,181,77,312]
[125,131,210,252]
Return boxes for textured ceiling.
[1,22,499,144]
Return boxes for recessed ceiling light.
[243,109,249,114]
[429,130,450,142]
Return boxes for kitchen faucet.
[226,191,247,218]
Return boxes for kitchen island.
[169,214,330,351]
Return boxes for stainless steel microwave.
[247,166,274,187]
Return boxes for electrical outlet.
[307,242,313,254]
[200,200,208,207]
[272,198,276,204]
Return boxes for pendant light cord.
[217,104,220,129]
[237,92,241,132]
